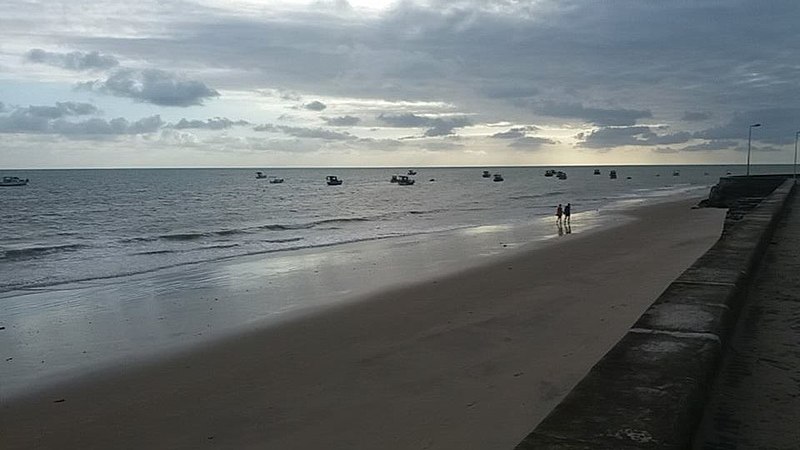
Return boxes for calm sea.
[0,165,782,294]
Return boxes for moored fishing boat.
[396,175,415,185]
[0,176,29,186]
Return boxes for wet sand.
[0,198,726,450]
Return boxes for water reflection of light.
[459,224,512,235]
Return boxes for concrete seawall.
[515,177,795,449]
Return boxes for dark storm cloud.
[377,113,471,137]
[172,118,250,129]
[534,101,652,127]
[322,115,361,126]
[78,69,219,107]
[254,123,354,140]
[304,101,327,111]
[25,49,119,71]
[577,126,692,149]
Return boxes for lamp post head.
[750,123,761,128]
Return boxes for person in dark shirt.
[564,203,571,224]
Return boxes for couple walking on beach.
[556,203,571,224]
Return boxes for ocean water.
[0,165,781,294]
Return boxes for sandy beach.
[1,198,726,449]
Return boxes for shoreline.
[1,197,726,449]
[0,194,636,398]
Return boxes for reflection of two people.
[556,221,571,236]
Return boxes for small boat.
[544,169,556,177]
[0,176,29,186]
[493,173,504,182]
[269,177,284,184]
[397,175,415,186]
[593,169,601,175]
[673,170,680,176]
[407,169,417,175]
[556,171,567,180]
[609,170,617,179]
[482,170,491,178]
[326,175,343,186]
[255,171,268,179]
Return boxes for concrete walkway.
[693,188,800,449]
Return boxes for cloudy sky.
[2,0,800,168]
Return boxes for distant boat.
[673,170,680,176]
[544,169,556,177]
[593,169,601,175]
[493,173,504,182]
[556,171,567,180]
[326,175,343,186]
[482,170,491,178]
[269,177,284,184]
[396,175,415,186]
[407,169,417,175]
[255,171,268,179]
[609,170,617,179]
[0,176,28,187]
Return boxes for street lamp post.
[794,131,800,183]
[747,123,761,176]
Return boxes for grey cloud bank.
[377,113,471,137]
[323,116,361,126]
[26,49,119,71]
[0,112,163,136]
[304,101,327,111]
[534,101,652,127]
[254,123,355,141]
[78,69,219,107]
[172,118,250,130]
[4,0,800,165]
